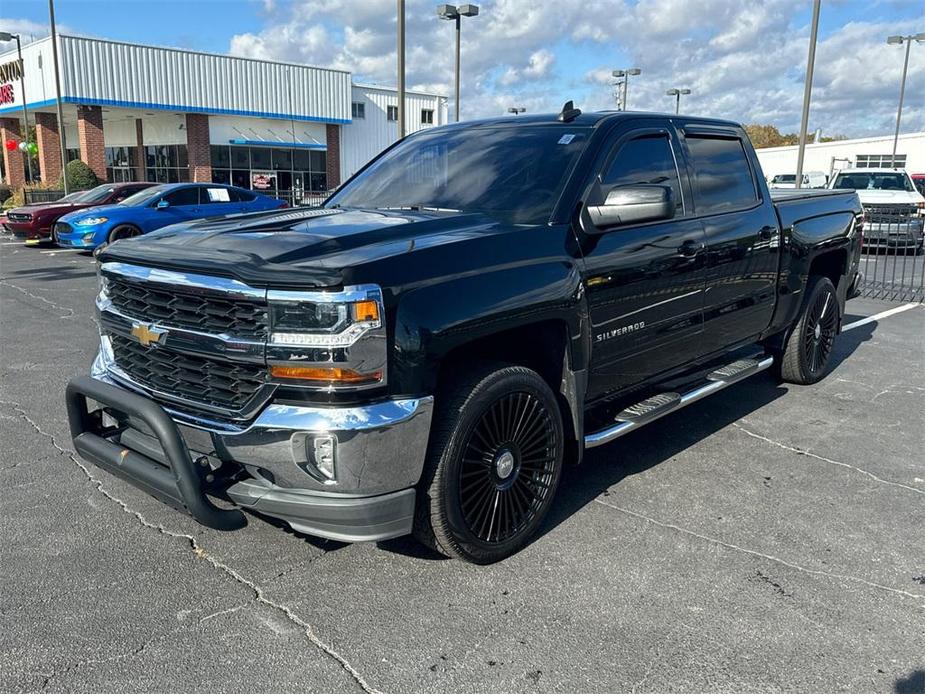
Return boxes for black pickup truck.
[66,106,863,563]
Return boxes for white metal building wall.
[340,84,448,181]
[0,37,58,114]
[208,115,327,149]
[756,132,925,179]
[56,36,352,123]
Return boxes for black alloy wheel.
[457,391,559,544]
[779,275,839,385]
[415,363,564,563]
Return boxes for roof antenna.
[558,100,581,123]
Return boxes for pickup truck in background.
[769,171,828,189]
[830,167,925,252]
[66,106,863,563]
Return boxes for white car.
[769,172,828,189]
[830,168,925,251]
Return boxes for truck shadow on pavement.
[894,669,925,693]
[8,264,96,282]
[379,317,877,561]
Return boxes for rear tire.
[413,363,564,564]
[779,276,839,385]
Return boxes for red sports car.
[6,182,156,245]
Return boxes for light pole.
[886,33,925,168]
[794,0,821,189]
[397,0,406,138]
[0,32,33,183]
[48,0,69,193]
[665,88,690,114]
[437,4,479,122]
[507,107,525,115]
[612,68,640,111]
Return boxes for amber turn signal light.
[351,300,380,323]
[269,365,382,384]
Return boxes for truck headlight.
[266,285,386,388]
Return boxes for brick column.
[134,119,145,181]
[1,118,26,190]
[185,113,211,182]
[34,112,63,184]
[325,123,341,190]
[76,105,107,181]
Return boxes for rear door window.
[685,135,757,214]
[163,186,200,207]
[601,134,684,217]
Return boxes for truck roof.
[835,167,909,174]
[431,110,742,131]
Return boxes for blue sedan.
[55,183,287,250]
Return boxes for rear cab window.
[685,135,758,215]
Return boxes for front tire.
[779,276,839,385]
[108,225,141,244]
[414,363,564,564]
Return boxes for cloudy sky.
[2,0,923,137]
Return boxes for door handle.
[678,239,705,257]
[758,226,775,241]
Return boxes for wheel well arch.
[436,320,583,464]
[808,248,848,290]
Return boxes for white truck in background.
[769,172,828,189]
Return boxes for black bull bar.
[65,376,246,530]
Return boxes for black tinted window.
[686,136,756,214]
[164,187,200,206]
[602,135,682,215]
[230,188,256,203]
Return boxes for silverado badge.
[130,321,168,347]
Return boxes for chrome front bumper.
[89,349,434,541]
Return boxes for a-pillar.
[76,105,107,181]
[0,117,26,189]
[34,112,63,184]
[185,113,211,182]
[325,123,340,190]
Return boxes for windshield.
[328,125,592,224]
[78,185,117,204]
[833,172,914,192]
[119,185,169,207]
[59,190,91,203]
[771,175,795,183]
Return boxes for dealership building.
[0,34,446,201]
[755,131,925,181]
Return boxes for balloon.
[4,139,16,152]
[18,141,28,152]
[27,142,38,155]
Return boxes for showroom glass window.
[105,146,138,182]
[145,144,190,183]
[210,145,328,204]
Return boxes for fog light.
[312,435,337,480]
[83,232,95,242]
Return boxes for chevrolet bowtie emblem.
[130,321,168,347]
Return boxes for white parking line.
[842,303,920,332]
[39,249,87,255]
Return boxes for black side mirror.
[587,184,675,230]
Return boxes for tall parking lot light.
[507,107,525,115]
[665,88,690,114]
[0,31,33,183]
[887,33,925,168]
[612,68,641,111]
[437,4,479,122]
[795,0,821,190]
[48,0,68,193]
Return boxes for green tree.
[59,159,99,191]
[744,124,799,149]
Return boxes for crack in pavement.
[593,498,925,606]
[0,279,76,319]
[0,399,384,694]
[732,422,924,496]
[38,630,165,691]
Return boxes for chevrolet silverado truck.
[66,106,863,563]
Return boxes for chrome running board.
[584,355,774,449]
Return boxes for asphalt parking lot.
[1,238,923,694]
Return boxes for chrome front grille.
[864,204,918,223]
[107,276,269,339]
[7,212,32,223]
[109,334,268,412]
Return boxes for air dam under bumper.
[65,375,433,542]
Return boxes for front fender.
[391,259,587,395]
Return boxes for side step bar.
[584,355,774,449]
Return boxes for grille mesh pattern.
[107,277,268,339]
[110,334,267,412]
[864,204,918,223]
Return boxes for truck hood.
[852,189,925,205]
[99,206,500,288]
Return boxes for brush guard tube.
[65,375,246,531]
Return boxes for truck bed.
[771,188,859,232]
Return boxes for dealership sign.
[0,59,23,105]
